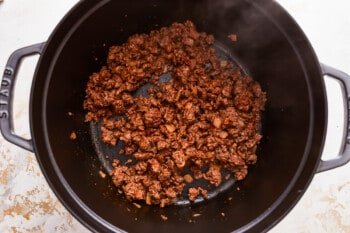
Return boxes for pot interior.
[31,0,326,232]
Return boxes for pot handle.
[317,63,350,172]
[0,43,45,152]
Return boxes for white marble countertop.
[0,0,349,232]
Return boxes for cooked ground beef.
[83,21,266,207]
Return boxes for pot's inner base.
[89,41,247,205]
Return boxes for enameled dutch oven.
[1,0,350,232]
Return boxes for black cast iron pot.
[1,0,350,232]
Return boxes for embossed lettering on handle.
[0,68,13,119]
[0,43,45,152]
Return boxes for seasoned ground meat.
[83,21,266,207]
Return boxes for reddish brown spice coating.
[83,21,266,206]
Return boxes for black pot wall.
[30,0,326,232]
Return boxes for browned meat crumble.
[83,21,266,207]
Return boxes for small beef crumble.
[83,21,266,207]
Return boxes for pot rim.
[28,0,327,232]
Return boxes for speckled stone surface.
[0,1,349,232]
